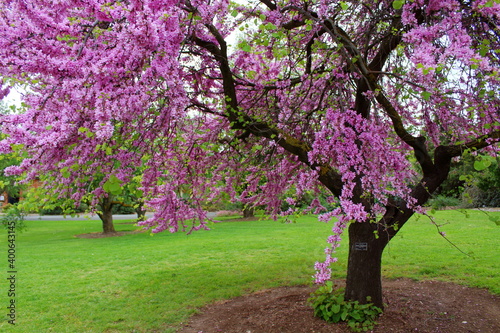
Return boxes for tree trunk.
[97,196,116,234]
[343,170,449,309]
[344,221,388,309]
[135,200,147,221]
[242,206,255,218]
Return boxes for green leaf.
[11,143,24,152]
[392,0,405,10]
[60,167,71,178]
[474,159,491,171]
[103,175,123,195]
[459,175,469,181]
[350,311,362,321]
[340,1,348,10]
[421,91,432,101]
[264,22,277,30]
[247,70,257,79]
[253,144,263,150]
[238,40,252,52]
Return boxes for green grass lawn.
[0,210,498,332]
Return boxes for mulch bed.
[177,278,500,333]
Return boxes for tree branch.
[190,20,344,196]
[258,0,277,11]
[444,130,500,158]
[374,89,435,175]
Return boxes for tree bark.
[344,221,387,309]
[343,157,453,309]
[97,196,116,234]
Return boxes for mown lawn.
[1,210,498,332]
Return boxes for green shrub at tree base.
[308,281,382,332]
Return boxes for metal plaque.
[354,242,368,251]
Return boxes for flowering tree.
[1,0,499,309]
[23,171,145,233]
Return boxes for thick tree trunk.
[343,165,451,309]
[100,209,115,233]
[97,196,116,234]
[344,221,387,309]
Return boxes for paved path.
[24,213,151,221]
[23,212,219,221]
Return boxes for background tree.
[0,102,25,204]
[0,137,24,203]
[23,169,146,234]
[0,0,499,310]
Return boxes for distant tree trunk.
[135,200,147,221]
[97,196,116,234]
[242,206,255,218]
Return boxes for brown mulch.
[176,278,500,333]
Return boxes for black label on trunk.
[354,242,368,251]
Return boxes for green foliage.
[0,136,25,198]
[103,174,123,195]
[426,195,461,210]
[476,160,500,192]
[461,158,500,208]
[392,0,405,10]
[473,155,494,171]
[39,202,88,215]
[0,204,27,231]
[462,185,500,208]
[436,153,500,207]
[308,281,382,332]
[112,202,136,214]
[20,184,85,216]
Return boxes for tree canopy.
[0,0,499,307]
